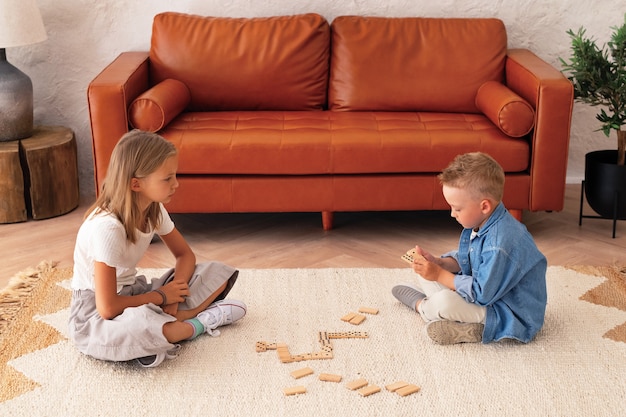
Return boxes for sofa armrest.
[505,49,574,211]
[87,52,150,193]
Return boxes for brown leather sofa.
[88,12,574,230]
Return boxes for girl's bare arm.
[93,261,188,320]
[160,227,196,283]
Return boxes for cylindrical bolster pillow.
[475,81,535,137]
[128,79,191,132]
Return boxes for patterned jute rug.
[566,264,626,343]
[0,263,624,417]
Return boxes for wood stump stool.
[0,126,79,223]
[0,140,26,222]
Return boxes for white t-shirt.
[71,203,175,292]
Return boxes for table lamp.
[0,0,47,142]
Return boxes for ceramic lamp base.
[0,48,34,142]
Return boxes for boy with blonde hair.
[393,152,547,344]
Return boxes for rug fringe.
[0,261,58,335]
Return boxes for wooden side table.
[0,126,79,223]
[0,140,26,222]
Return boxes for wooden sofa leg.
[509,209,522,222]
[322,211,334,231]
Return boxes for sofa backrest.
[150,12,330,111]
[329,16,507,113]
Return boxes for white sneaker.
[197,299,247,336]
[136,344,181,367]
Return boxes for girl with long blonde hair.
[69,130,246,367]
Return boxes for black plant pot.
[584,150,626,220]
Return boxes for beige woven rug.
[1,264,625,417]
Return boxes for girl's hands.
[162,303,179,316]
[161,280,190,303]
[159,280,190,316]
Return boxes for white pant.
[414,275,486,324]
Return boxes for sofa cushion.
[159,111,529,176]
[475,81,535,137]
[149,12,330,111]
[128,79,191,132]
[329,16,507,112]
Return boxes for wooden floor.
[1,184,624,289]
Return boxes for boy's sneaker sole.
[426,321,484,345]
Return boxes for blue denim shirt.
[444,202,547,343]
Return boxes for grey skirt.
[68,261,238,362]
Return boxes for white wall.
[8,0,626,196]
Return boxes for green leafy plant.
[560,16,626,165]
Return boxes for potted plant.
[560,17,626,225]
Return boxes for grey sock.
[392,284,426,311]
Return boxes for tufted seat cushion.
[160,111,529,175]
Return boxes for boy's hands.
[411,246,443,281]
[414,246,436,263]
[409,246,456,290]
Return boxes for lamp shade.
[0,0,47,48]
